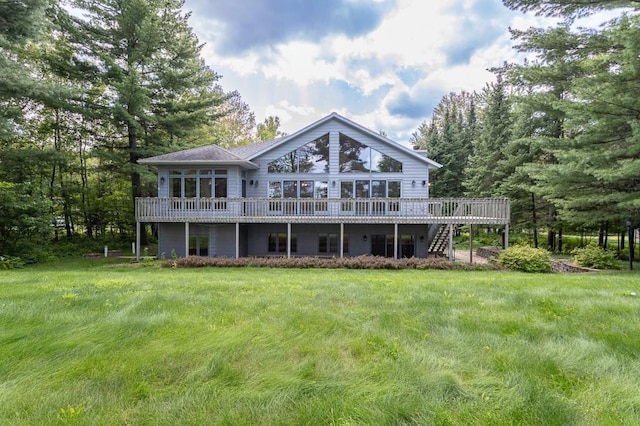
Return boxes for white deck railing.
[135,197,510,225]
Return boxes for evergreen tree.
[464,75,512,198]
[502,0,638,18]
[534,16,640,226]
[62,0,225,237]
[411,91,478,197]
[505,25,588,249]
[0,0,71,140]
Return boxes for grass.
[1,259,639,425]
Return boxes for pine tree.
[62,0,225,238]
[464,75,512,198]
[502,0,638,18]
[411,91,478,197]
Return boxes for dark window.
[318,233,338,254]
[268,233,297,253]
[319,233,348,254]
[189,235,209,256]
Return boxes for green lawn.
[1,260,639,425]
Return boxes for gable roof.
[240,112,442,169]
[139,112,441,169]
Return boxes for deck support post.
[448,223,454,261]
[235,222,240,259]
[469,224,473,264]
[394,223,398,259]
[504,224,509,249]
[340,223,344,258]
[287,222,291,258]
[135,221,141,262]
[185,222,189,257]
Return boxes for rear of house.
[136,112,509,259]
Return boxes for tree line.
[0,0,283,260]
[1,0,639,260]
[412,0,640,251]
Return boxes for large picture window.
[339,133,402,173]
[169,169,221,198]
[340,179,401,213]
[269,180,328,213]
[268,134,329,173]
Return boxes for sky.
[181,0,597,144]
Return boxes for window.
[268,134,329,173]
[168,169,223,198]
[339,133,402,173]
[269,181,282,211]
[371,234,414,257]
[214,169,227,198]
[340,181,354,212]
[269,180,329,212]
[319,233,349,254]
[189,235,209,256]
[315,181,328,211]
[388,180,401,211]
[319,233,338,254]
[268,233,297,253]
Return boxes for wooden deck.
[135,197,510,225]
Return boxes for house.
[135,112,510,260]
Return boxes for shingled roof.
[228,137,283,159]
[139,143,258,168]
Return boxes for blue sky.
[181,0,596,143]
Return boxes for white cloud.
[187,0,625,142]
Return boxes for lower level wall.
[157,222,435,258]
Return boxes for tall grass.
[1,260,639,424]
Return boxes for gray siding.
[158,223,186,258]
[249,119,431,199]
[210,224,237,257]
[159,222,434,258]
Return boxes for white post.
[469,224,473,264]
[131,242,136,255]
[287,223,291,258]
[185,222,189,257]
[504,224,509,249]
[104,245,108,257]
[340,223,344,258]
[235,222,240,259]
[394,223,398,259]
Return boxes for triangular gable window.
[268,133,329,173]
[339,133,402,173]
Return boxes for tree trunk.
[531,193,538,248]
[598,221,605,247]
[558,225,563,253]
[129,122,148,245]
[79,135,93,238]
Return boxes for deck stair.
[428,224,455,257]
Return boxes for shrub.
[497,245,552,273]
[572,244,619,269]
[0,255,25,270]
[162,255,505,271]
[560,235,582,254]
